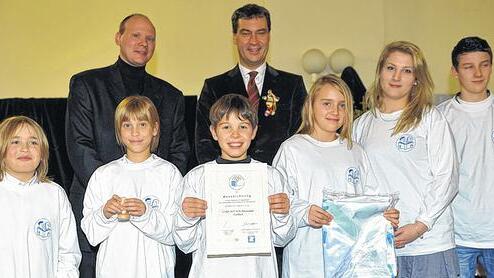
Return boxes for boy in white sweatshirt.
[437,36,494,278]
[174,94,296,278]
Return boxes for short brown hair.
[231,4,271,34]
[114,96,160,152]
[209,94,258,128]
[0,116,50,182]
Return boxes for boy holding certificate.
[174,94,296,277]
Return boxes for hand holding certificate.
[182,197,208,218]
[204,163,271,258]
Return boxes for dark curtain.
[0,98,73,191]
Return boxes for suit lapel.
[142,74,162,107]
[227,66,249,98]
[108,63,128,103]
[258,64,279,118]
[262,64,279,96]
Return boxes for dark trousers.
[69,191,97,278]
[80,250,97,278]
[276,247,284,277]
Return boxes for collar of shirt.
[238,63,267,95]
[376,108,403,122]
[453,90,493,113]
[215,155,252,164]
[3,172,39,188]
[121,153,158,170]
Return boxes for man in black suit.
[195,4,307,165]
[65,14,190,278]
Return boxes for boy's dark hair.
[452,36,492,69]
[209,94,258,128]
[231,4,271,34]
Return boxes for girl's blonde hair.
[114,95,160,152]
[365,41,433,134]
[298,74,354,149]
[0,116,50,182]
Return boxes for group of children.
[0,35,491,278]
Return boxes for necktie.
[247,71,260,112]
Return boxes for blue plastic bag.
[322,191,398,278]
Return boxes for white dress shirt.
[239,62,267,95]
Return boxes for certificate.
[204,163,271,257]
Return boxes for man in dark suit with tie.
[65,14,190,278]
[195,3,307,165]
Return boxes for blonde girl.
[81,96,182,277]
[273,74,398,277]
[0,116,81,277]
[353,41,459,277]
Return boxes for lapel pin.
[262,90,280,117]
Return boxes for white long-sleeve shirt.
[173,159,296,278]
[0,173,81,278]
[353,108,458,256]
[81,154,182,278]
[437,94,494,248]
[272,134,378,278]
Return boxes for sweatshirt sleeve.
[130,166,183,245]
[416,110,459,229]
[272,143,311,229]
[173,168,205,254]
[268,167,297,247]
[56,187,82,278]
[80,170,119,246]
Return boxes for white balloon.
[329,48,355,73]
[302,49,327,74]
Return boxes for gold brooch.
[262,90,280,117]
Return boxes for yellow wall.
[383,0,494,93]
[0,0,493,98]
